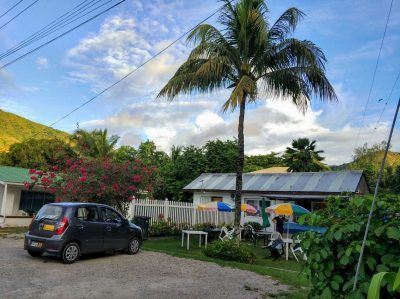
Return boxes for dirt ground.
[0,238,289,298]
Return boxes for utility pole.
[353,96,400,291]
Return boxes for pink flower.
[132,175,141,183]
[79,177,87,182]
[52,165,59,171]
[28,169,36,174]
[128,185,137,191]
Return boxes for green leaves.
[386,227,400,240]
[368,272,391,299]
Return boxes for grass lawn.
[143,236,310,298]
[0,226,28,237]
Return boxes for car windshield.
[36,205,63,221]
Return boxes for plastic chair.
[290,235,307,262]
[219,226,235,241]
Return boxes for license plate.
[43,224,55,231]
[30,241,43,248]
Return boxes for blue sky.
[0,0,399,164]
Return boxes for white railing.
[129,199,235,226]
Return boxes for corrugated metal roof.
[0,165,31,184]
[183,171,364,194]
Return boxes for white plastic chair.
[267,231,282,246]
[219,226,235,241]
[290,235,307,262]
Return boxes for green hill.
[0,109,69,152]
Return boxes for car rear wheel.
[128,237,140,255]
[27,250,43,257]
[62,242,80,264]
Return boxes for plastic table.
[181,230,208,250]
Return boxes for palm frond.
[268,7,305,42]
[222,75,257,111]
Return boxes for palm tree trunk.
[234,95,246,240]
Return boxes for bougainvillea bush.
[26,158,157,215]
[300,195,400,298]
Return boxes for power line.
[373,69,400,131]
[0,0,40,31]
[29,1,231,139]
[0,0,25,19]
[0,0,114,61]
[352,0,394,150]
[0,0,126,70]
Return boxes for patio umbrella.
[197,201,234,212]
[266,203,310,217]
[260,199,270,228]
[241,204,257,214]
[266,203,311,260]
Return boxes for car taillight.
[55,217,69,235]
[28,217,35,231]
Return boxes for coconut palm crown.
[157,0,337,238]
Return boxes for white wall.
[0,184,4,215]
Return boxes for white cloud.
[36,57,49,69]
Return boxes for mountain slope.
[0,109,69,152]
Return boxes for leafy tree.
[136,140,170,167]
[244,152,283,172]
[113,145,137,163]
[283,138,328,172]
[0,138,76,169]
[204,139,237,173]
[72,129,119,158]
[301,195,400,298]
[158,0,336,237]
[27,158,156,216]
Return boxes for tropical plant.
[26,157,156,216]
[72,129,119,158]
[158,0,336,238]
[283,138,328,172]
[368,265,400,299]
[300,195,400,298]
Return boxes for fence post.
[130,199,136,220]
[215,210,218,226]
[164,198,169,220]
[192,204,197,227]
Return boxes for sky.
[0,0,399,165]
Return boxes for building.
[183,170,369,224]
[0,166,54,227]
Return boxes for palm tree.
[157,0,337,238]
[72,129,119,158]
[283,138,328,172]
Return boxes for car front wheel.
[128,237,140,255]
[62,242,80,264]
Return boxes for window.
[245,198,261,216]
[211,196,223,202]
[199,196,211,204]
[35,205,63,221]
[101,208,122,224]
[75,206,99,222]
[19,190,55,215]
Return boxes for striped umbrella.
[266,203,310,216]
[241,204,257,214]
[197,201,234,212]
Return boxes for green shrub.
[203,240,256,264]
[193,222,216,231]
[148,220,190,237]
[300,195,400,298]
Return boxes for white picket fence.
[128,199,235,226]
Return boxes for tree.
[283,138,327,172]
[203,139,237,173]
[27,158,156,216]
[158,0,336,238]
[244,152,283,172]
[136,140,170,167]
[0,138,76,169]
[113,145,137,163]
[72,129,119,158]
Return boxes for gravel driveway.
[0,238,289,298]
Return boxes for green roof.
[0,165,32,184]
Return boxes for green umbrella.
[261,198,270,228]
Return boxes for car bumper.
[24,233,66,255]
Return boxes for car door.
[72,206,104,254]
[100,207,128,250]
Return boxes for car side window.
[101,208,122,224]
[75,207,99,222]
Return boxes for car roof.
[48,202,108,207]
